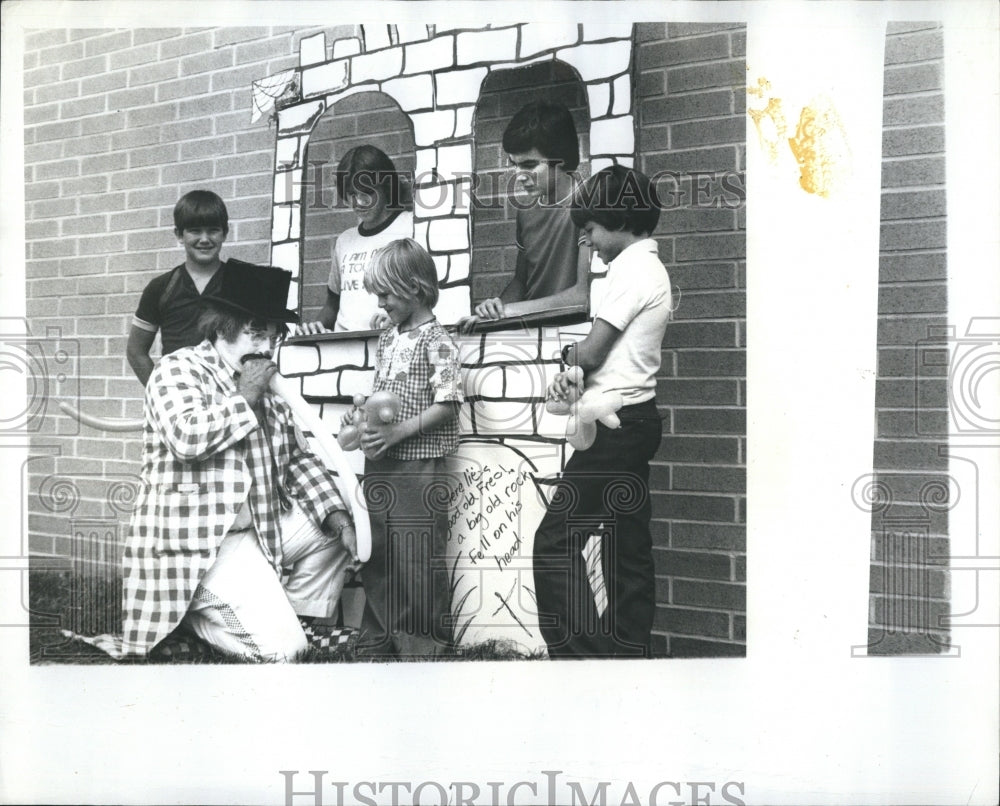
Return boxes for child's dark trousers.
[532,399,663,658]
[360,456,452,657]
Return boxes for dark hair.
[502,101,580,172]
[569,166,661,236]
[196,303,288,344]
[364,238,439,309]
[173,190,229,235]
[335,145,411,210]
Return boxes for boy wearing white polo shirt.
[534,165,673,659]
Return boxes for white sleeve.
[327,236,341,293]
[594,270,647,332]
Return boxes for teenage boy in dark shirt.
[459,102,590,331]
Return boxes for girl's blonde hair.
[364,238,440,308]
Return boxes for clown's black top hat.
[201,259,298,322]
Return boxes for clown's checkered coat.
[121,341,346,655]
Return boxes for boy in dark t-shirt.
[127,190,239,385]
[459,102,590,332]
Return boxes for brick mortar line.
[652,523,744,531]
[884,49,944,61]
[869,595,951,605]
[650,462,746,467]
[652,640,747,650]
[879,210,947,218]
[881,120,943,129]
[863,629,950,640]
[664,607,747,618]
[656,378,744,384]
[873,433,951,439]
[877,247,947,257]
[879,213,948,226]
[882,89,945,102]
[880,187,947,195]
[662,606,747,615]
[884,56,945,69]
[876,279,948,287]
[655,517,746,523]
[667,406,747,412]
[660,27,747,41]
[873,381,949,388]
[883,88,944,100]
[649,58,746,72]
[654,316,745,322]
[885,25,943,35]
[868,510,951,520]
[643,145,741,156]
[640,113,744,126]
[25,227,164,238]
[651,491,743,498]
[23,157,263,171]
[866,468,952,475]
[870,558,950,569]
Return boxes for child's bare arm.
[562,318,621,373]
[126,325,157,386]
[472,275,526,320]
[501,242,591,318]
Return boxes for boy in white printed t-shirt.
[298,145,413,334]
[534,165,673,659]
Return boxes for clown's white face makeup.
[215,322,283,371]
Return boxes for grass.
[28,566,545,665]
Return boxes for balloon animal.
[544,366,623,450]
[336,390,403,457]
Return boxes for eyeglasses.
[242,324,287,345]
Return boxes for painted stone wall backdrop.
[264,23,638,326]
[266,22,747,655]
[266,23,639,650]
[867,22,949,654]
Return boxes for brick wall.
[868,22,949,654]
[636,23,747,657]
[23,26,344,557]
[23,23,747,657]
